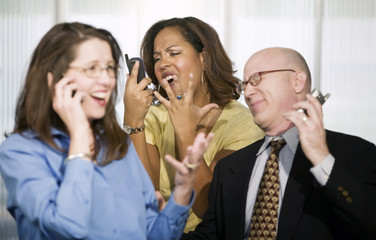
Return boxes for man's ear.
[293,71,306,94]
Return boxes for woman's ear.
[200,48,206,70]
[47,72,54,87]
[293,71,306,94]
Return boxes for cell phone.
[125,54,146,84]
[310,88,330,105]
[297,88,330,113]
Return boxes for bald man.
[182,47,376,240]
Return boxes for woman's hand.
[123,61,154,127]
[164,132,214,206]
[123,62,158,186]
[155,191,166,211]
[47,73,94,157]
[153,73,218,138]
[48,73,90,134]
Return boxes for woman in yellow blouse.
[123,17,264,232]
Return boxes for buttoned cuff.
[310,154,335,186]
[162,190,195,223]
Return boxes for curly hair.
[141,17,240,107]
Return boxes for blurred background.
[1,0,375,238]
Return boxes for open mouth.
[91,92,106,99]
[166,75,174,84]
[90,92,106,106]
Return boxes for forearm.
[44,159,95,238]
[147,191,194,240]
[182,163,221,240]
[5,156,94,238]
[176,133,212,216]
[68,128,93,158]
[129,132,158,189]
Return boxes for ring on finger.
[302,116,308,122]
[176,94,184,100]
[184,162,197,170]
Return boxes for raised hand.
[123,61,154,126]
[48,73,90,134]
[47,73,94,158]
[283,94,330,166]
[153,73,218,137]
[164,132,214,206]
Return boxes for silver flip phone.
[297,88,330,113]
[311,88,330,105]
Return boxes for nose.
[157,55,172,70]
[97,69,113,86]
[243,82,257,97]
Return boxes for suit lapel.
[221,141,263,239]
[277,144,314,239]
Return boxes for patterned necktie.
[249,138,286,240]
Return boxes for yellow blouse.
[145,100,264,232]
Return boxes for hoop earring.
[201,71,209,94]
[158,84,162,93]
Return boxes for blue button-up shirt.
[0,128,193,240]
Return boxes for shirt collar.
[256,127,299,156]
[21,127,68,139]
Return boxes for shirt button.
[338,186,344,191]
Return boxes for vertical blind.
[1,1,55,238]
[321,0,376,140]
[1,0,375,238]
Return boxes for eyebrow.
[79,60,115,66]
[153,45,180,55]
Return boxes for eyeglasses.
[240,69,296,91]
[68,64,117,78]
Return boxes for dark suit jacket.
[182,130,376,240]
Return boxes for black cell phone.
[125,54,146,84]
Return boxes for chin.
[253,115,262,127]
[87,111,106,121]
[253,112,269,128]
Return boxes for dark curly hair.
[141,17,240,107]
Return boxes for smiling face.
[153,27,207,105]
[63,38,116,121]
[243,48,305,136]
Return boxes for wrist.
[173,185,193,206]
[175,132,195,145]
[70,127,93,140]
[65,152,93,164]
[310,150,330,166]
[123,123,145,135]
